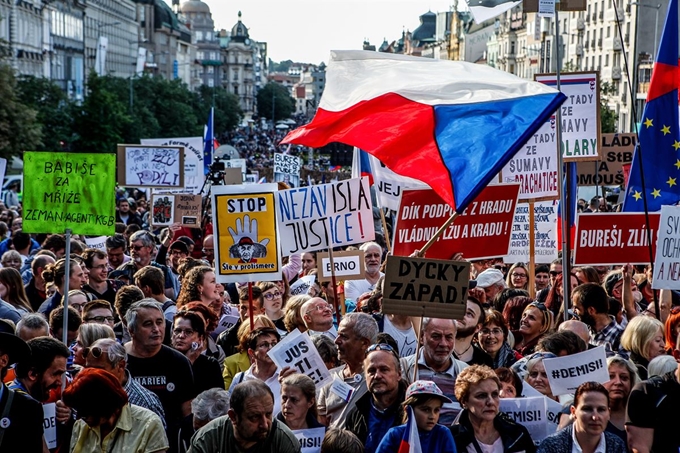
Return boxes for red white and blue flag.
[282,50,566,212]
[624,0,680,211]
[351,147,374,185]
[398,406,422,453]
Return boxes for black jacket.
[450,409,536,453]
[345,380,407,444]
[0,384,44,453]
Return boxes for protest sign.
[577,133,635,186]
[382,256,471,319]
[574,212,660,265]
[224,158,247,178]
[84,236,107,251]
[505,201,558,263]
[501,120,559,200]
[274,153,302,187]
[368,154,428,210]
[23,152,116,236]
[245,172,260,184]
[317,250,365,282]
[543,346,609,395]
[150,194,202,227]
[141,137,204,194]
[392,184,520,260]
[213,313,240,336]
[43,402,57,449]
[290,275,316,296]
[117,145,184,188]
[652,205,680,290]
[521,382,562,433]
[268,330,332,388]
[277,177,374,255]
[211,184,281,283]
[292,427,325,453]
[536,72,600,161]
[223,168,243,185]
[499,397,549,442]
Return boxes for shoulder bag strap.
[0,387,16,448]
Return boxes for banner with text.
[505,201,558,264]
[150,194,202,227]
[276,177,374,255]
[23,152,116,236]
[268,329,332,388]
[368,154,429,211]
[393,184,520,260]
[317,250,365,282]
[574,212,660,265]
[292,427,325,453]
[499,397,549,442]
[652,205,680,290]
[577,133,635,186]
[543,346,609,395]
[84,236,107,251]
[141,137,204,194]
[274,153,302,188]
[211,184,282,283]
[117,145,184,189]
[536,72,601,161]
[501,120,559,200]
[382,256,471,319]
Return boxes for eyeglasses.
[91,264,108,271]
[549,271,562,277]
[256,341,278,350]
[305,303,333,315]
[263,291,282,300]
[170,249,187,256]
[130,244,147,251]
[85,316,115,323]
[173,328,195,337]
[365,343,399,358]
[83,346,106,359]
[480,328,504,336]
[511,273,527,279]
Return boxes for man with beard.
[571,283,626,354]
[344,242,383,302]
[202,234,215,265]
[453,297,493,367]
[345,345,406,453]
[604,266,644,322]
[189,380,299,452]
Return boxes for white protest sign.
[293,427,325,453]
[290,275,316,296]
[84,236,107,251]
[213,313,240,336]
[538,0,556,16]
[652,205,680,289]
[368,154,428,211]
[277,177,374,255]
[141,137,204,194]
[505,201,558,263]
[501,120,559,200]
[499,397,548,442]
[43,402,57,449]
[268,330,332,388]
[317,250,365,282]
[536,73,601,161]
[543,346,609,395]
[521,382,562,435]
[224,158,247,177]
[274,153,302,175]
[118,145,184,188]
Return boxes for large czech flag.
[281,50,566,213]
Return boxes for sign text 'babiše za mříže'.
[23,152,116,236]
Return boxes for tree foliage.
[256,82,295,122]
[0,65,42,159]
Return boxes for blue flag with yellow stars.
[624,0,680,211]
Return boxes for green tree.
[599,82,619,133]
[271,59,293,73]
[256,82,294,122]
[0,64,42,159]
[196,85,243,135]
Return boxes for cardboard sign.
[543,346,609,396]
[290,275,316,296]
[316,250,365,282]
[368,154,429,211]
[276,177,374,255]
[536,73,601,161]
[292,427,325,453]
[392,184,520,260]
[223,168,244,185]
[142,137,204,194]
[211,184,282,283]
[505,201,558,264]
[501,120,559,200]
[224,158,247,177]
[576,133,635,186]
[652,205,680,290]
[84,236,107,251]
[268,330,332,388]
[499,397,549,442]
[43,402,57,449]
[117,145,184,188]
[574,212,660,265]
[23,152,116,235]
[150,194,202,227]
[381,256,471,319]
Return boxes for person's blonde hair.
[283,295,311,332]
[236,314,275,352]
[621,315,665,360]
[454,364,500,405]
[78,323,115,349]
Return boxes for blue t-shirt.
[365,403,398,453]
[376,423,457,453]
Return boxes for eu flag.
[624,0,680,211]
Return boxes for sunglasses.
[549,271,562,277]
[83,346,106,359]
[365,343,399,358]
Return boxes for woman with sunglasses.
[506,263,529,291]
[478,310,522,369]
[258,281,287,336]
[512,302,553,356]
[72,323,115,368]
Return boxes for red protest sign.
[573,213,660,265]
[393,184,520,260]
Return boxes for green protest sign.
[23,152,116,235]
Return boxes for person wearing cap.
[0,319,45,452]
[375,380,456,453]
[450,365,536,453]
[475,269,507,304]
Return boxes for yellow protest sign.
[23,152,116,235]
[211,184,281,283]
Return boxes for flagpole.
[529,201,536,299]
[417,211,460,257]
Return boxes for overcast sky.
[169,0,455,64]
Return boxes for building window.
[605,54,609,66]
[196,31,203,41]
[607,26,610,37]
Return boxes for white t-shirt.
[344,273,383,301]
[467,437,503,453]
[381,316,417,357]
